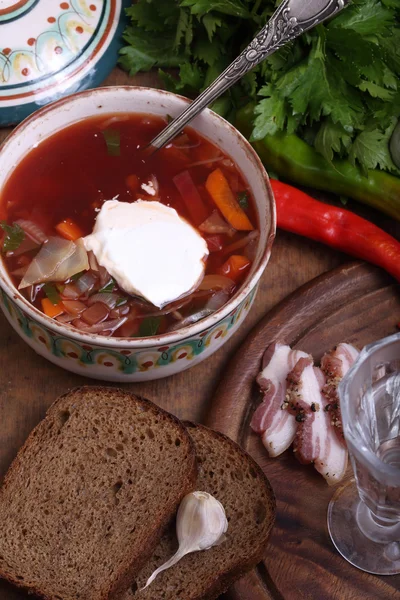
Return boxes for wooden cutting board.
[206,262,400,600]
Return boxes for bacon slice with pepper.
[286,356,348,485]
[321,343,359,445]
[250,342,308,457]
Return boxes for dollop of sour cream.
[83,200,209,308]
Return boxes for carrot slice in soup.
[126,174,139,192]
[41,298,64,318]
[217,255,251,283]
[55,219,84,241]
[205,169,253,231]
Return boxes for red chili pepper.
[173,170,209,226]
[272,179,400,282]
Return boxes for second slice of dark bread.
[125,422,276,600]
[0,387,197,600]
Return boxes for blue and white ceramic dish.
[0,0,128,126]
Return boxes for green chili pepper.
[235,104,400,221]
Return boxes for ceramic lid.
[0,0,128,126]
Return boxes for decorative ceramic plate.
[0,0,128,125]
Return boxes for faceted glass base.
[328,479,400,575]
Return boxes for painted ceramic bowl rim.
[0,86,276,349]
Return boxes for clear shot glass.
[328,332,400,575]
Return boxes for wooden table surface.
[0,69,399,600]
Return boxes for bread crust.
[0,387,197,600]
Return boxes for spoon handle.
[150,0,348,150]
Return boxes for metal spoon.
[149,0,349,150]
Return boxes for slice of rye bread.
[124,422,276,600]
[0,387,197,600]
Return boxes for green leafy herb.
[203,14,222,41]
[139,316,161,337]
[314,121,352,164]
[100,278,116,293]
[43,283,61,306]
[181,0,251,19]
[120,0,400,175]
[101,129,121,156]
[125,2,167,31]
[0,221,25,253]
[70,271,85,282]
[116,297,127,307]
[237,191,249,209]
[349,119,399,173]
[119,27,184,76]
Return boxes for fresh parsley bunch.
[120,0,400,175]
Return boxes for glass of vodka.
[328,332,400,575]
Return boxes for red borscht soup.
[0,114,258,338]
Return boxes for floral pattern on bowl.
[0,0,128,125]
[0,286,256,381]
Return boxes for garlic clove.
[142,491,228,590]
[176,491,228,551]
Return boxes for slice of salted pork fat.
[321,342,359,445]
[250,342,308,457]
[286,356,348,485]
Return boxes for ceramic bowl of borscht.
[0,87,275,381]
